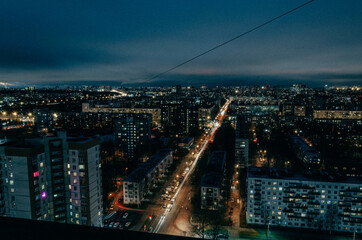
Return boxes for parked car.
[123,212,129,219]
[125,222,131,228]
[117,223,123,230]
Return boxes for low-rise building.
[178,137,194,149]
[291,134,321,166]
[313,110,362,121]
[200,151,226,210]
[123,149,173,205]
[82,103,161,126]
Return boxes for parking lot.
[103,211,139,230]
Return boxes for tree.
[191,213,209,239]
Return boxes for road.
[105,100,230,234]
[153,99,231,235]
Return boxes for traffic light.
[149,215,152,220]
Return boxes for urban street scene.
[0,1,361,240]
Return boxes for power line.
[146,0,315,82]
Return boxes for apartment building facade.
[246,167,361,233]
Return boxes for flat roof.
[201,151,226,188]
[235,115,248,139]
[124,149,172,182]
[247,167,361,184]
[180,137,193,144]
[290,134,320,155]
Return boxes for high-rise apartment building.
[114,114,151,159]
[68,137,103,227]
[123,149,173,205]
[34,109,54,133]
[0,132,103,227]
[200,151,226,210]
[42,131,69,223]
[235,115,249,168]
[0,141,48,220]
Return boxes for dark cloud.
[128,72,362,88]
[0,0,362,85]
[0,41,130,70]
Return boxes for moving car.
[167,204,173,211]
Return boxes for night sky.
[1,0,362,87]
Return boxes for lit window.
[11,188,14,193]
[10,180,14,185]
[33,171,39,178]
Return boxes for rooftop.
[179,137,193,144]
[235,115,248,139]
[247,167,362,184]
[201,151,226,188]
[0,216,195,240]
[124,149,172,182]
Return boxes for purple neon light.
[41,192,46,199]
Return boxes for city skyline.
[1,1,362,87]
[0,84,361,239]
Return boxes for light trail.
[153,99,231,233]
[111,89,128,96]
[113,193,144,212]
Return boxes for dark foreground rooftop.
[0,216,196,240]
